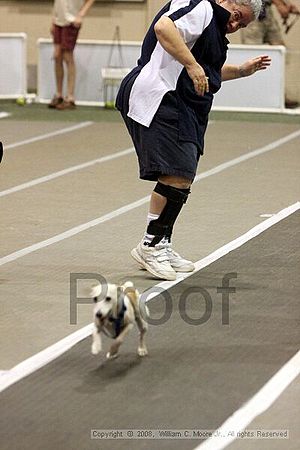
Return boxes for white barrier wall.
[214,45,285,111]
[0,33,27,98]
[38,39,285,111]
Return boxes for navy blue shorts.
[116,74,201,182]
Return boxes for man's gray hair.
[233,0,263,19]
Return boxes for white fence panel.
[0,33,27,98]
[214,44,285,112]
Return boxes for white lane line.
[0,202,299,393]
[0,196,150,266]
[194,128,300,183]
[142,202,300,296]
[1,126,299,199]
[4,121,93,150]
[0,112,11,119]
[195,350,300,450]
[0,147,134,198]
[0,324,94,393]
[1,129,300,265]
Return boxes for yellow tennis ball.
[105,101,115,109]
[16,97,26,106]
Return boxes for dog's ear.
[90,283,102,299]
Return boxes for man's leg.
[55,25,79,110]
[131,175,195,280]
[145,175,191,246]
[63,49,76,102]
[149,174,190,214]
[55,49,76,110]
[48,43,64,108]
[54,44,64,98]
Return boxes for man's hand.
[154,17,209,96]
[239,55,271,77]
[73,15,83,28]
[186,63,209,96]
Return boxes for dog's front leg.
[106,324,133,360]
[91,325,102,355]
[136,317,148,357]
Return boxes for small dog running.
[91,281,148,359]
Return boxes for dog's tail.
[122,281,146,321]
[122,281,139,298]
[122,281,134,291]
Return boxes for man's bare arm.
[154,16,209,95]
[222,55,271,81]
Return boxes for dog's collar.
[107,295,127,338]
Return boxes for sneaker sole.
[131,248,176,281]
[171,264,195,273]
[132,250,195,273]
[137,264,194,273]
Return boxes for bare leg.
[63,49,76,101]
[53,44,64,98]
[132,175,194,279]
[149,175,191,216]
[149,191,166,215]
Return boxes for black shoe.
[48,96,63,109]
[55,100,76,110]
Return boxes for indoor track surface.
[0,105,299,450]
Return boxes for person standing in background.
[241,0,300,108]
[48,0,95,110]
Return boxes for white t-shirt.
[127,0,213,127]
[53,0,84,26]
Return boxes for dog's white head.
[91,283,120,324]
[91,281,134,324]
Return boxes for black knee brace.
[147,181,190,246]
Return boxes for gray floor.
[1,212,299,450]
[0,116,299,449]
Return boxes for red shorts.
[53,24,80,51]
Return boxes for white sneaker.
[166,243,195,272]
[131,242,176,281]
